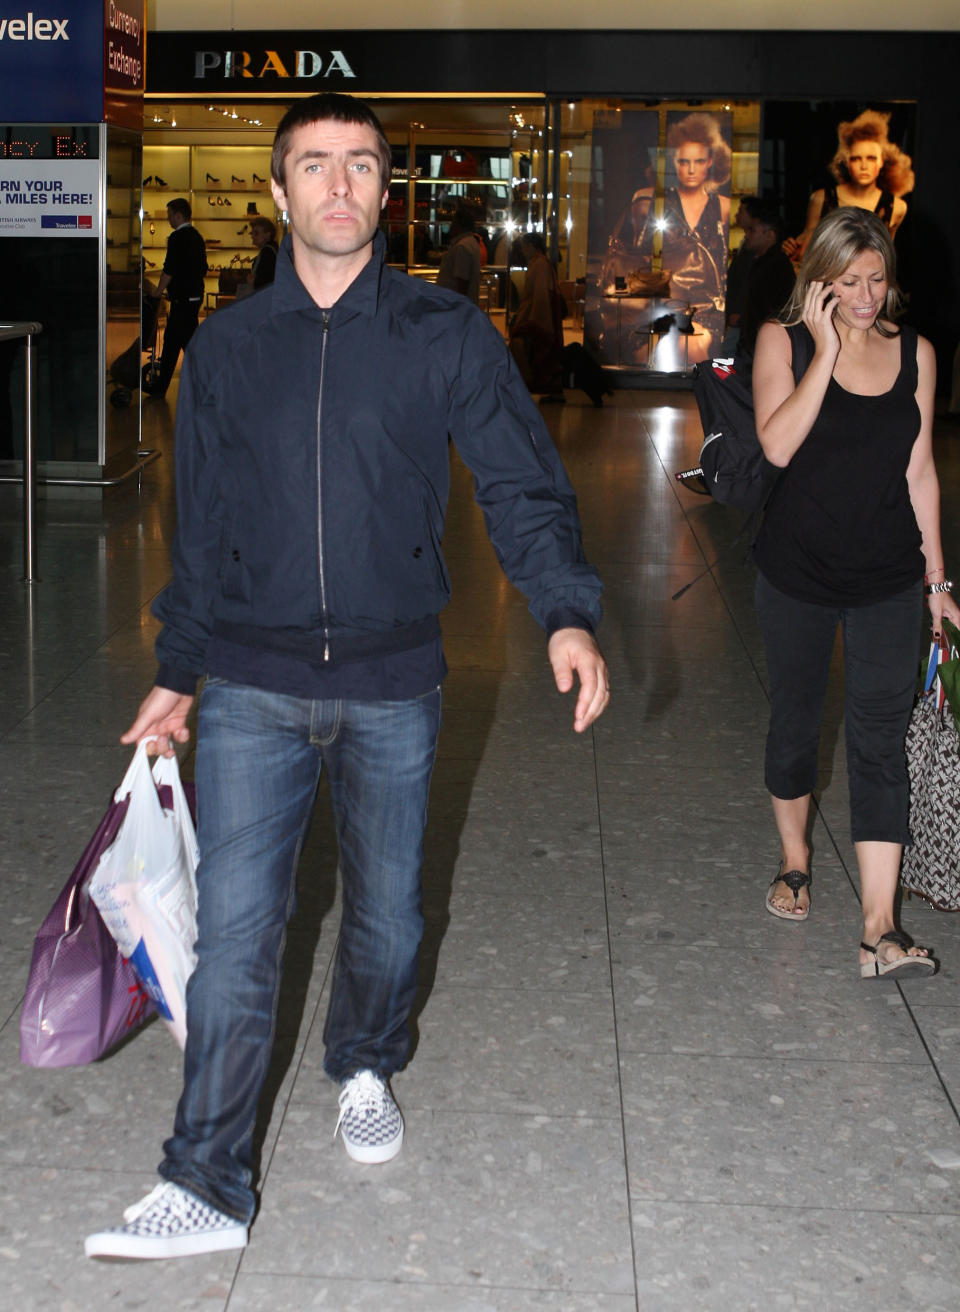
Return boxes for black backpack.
[676,325,812,513]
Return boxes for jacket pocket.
[217,517,250,603]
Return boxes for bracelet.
[926,580,953,595]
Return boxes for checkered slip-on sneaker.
[84,1182,248,1260]
[335,1070,404,1164]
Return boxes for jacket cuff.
[155,664,200,696]
[544,607,596,639]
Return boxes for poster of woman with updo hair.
[784,109,914,261]
[586,108,732,370]
[631,109,733,364]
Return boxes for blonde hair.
[666,112,732,191]
[829,109,915,197]
[780,207,904,336]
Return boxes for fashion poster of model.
[644,109,733,368]
[585,108,732,371]
[784,107,915,263]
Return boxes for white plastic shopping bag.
[89,742,198,1048]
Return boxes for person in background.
[720,195,761,356]
[84,91,608,1263]
[249,216,279,291]
[435,206,482,303]
[510,232,565,403]
[736,204,796,360]
[147,198,207,399]
[752,207,957,977]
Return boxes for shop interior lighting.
[201,105,262,126]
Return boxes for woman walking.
[752,207,958,977]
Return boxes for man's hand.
[548,627,610,733]
[121,686,195,757]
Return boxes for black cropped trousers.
[755,571,923,845]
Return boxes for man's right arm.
[135,342,221,735]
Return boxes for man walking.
[435,205,483,303]
[85,93,608,1261]
[147,197,207,398]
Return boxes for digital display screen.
[0,125,98,160]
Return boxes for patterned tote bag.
[901,635,960,910]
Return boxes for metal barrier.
[0,321,43,583]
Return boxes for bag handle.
[924,633,957,711]
[113,738,158,804]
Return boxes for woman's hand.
[801,280,841,361]
[928,589,960,642]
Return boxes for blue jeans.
[159,679,441,1222]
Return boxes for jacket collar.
[269,229,386,320]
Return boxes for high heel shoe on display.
[206,172,220,183]
[142,176,153,187]
[252,172,266,184]
[232,175,245,184]
[155,176,168,187]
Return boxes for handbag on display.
[900,631,960,911]
[20,784,155,1068]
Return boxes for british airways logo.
[0,12,69,40]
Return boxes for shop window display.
[142,143,277,310]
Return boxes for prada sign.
[147,31,362,92]
[194,48,355,81]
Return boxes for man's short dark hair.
[167,197,191,221]
[271,93,393,193]
[452,206,476,233]
[752,202,785,244]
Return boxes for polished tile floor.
[3,381,960,1310]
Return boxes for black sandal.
[764,862,811,922]
[860,929,937,979]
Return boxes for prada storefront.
[144,28,960,384]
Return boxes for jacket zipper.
[317,312,331,661]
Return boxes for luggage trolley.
[108,292,164,409]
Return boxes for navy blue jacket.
[154,232,602,693]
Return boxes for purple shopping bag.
[19,788,155,1067]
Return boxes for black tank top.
[822,185,896,231]
[754,324,924,606]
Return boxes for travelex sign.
[0,159,99,236]
[0,12,69,40]
[0,4,104,120]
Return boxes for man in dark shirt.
[148,198,207,398]
[85,92,608,1263]
[720,196,760,356]
[738,204,797,360]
